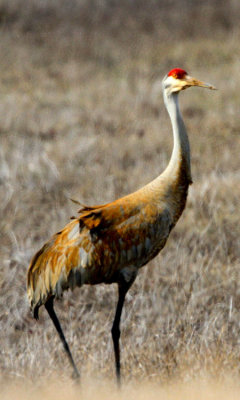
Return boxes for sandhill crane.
[27,68,216,384]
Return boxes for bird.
[27,68,216,384]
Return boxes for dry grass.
[2,378,240,400]
[0,0,240,395]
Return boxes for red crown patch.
[168,68,188,79]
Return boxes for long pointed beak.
[186,75,217,90]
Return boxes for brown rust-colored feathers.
[27,187,175,318]
[78,196,142,233]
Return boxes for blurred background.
[0,0,240,391]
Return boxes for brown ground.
[0,0,240,396]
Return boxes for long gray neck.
[161,91,192,183]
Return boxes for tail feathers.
[27,239,70,316]
[27,219,87,316]
[27,249,85,317]
[28,263,70,317]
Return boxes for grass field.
[2,378,240,400]
[1,1,240,397]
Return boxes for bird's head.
[163,68,216,94]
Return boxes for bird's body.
[28,171,190,315]
[27,68,215,383]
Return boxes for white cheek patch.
[168,76,177,84]
[164,75,176,89]
[163,75,187,93]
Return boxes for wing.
[27,194,146,313]
[27,196,143,314]
[27,191,172,318]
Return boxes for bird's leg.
[111,280,132,387]
[45,296,80,380]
